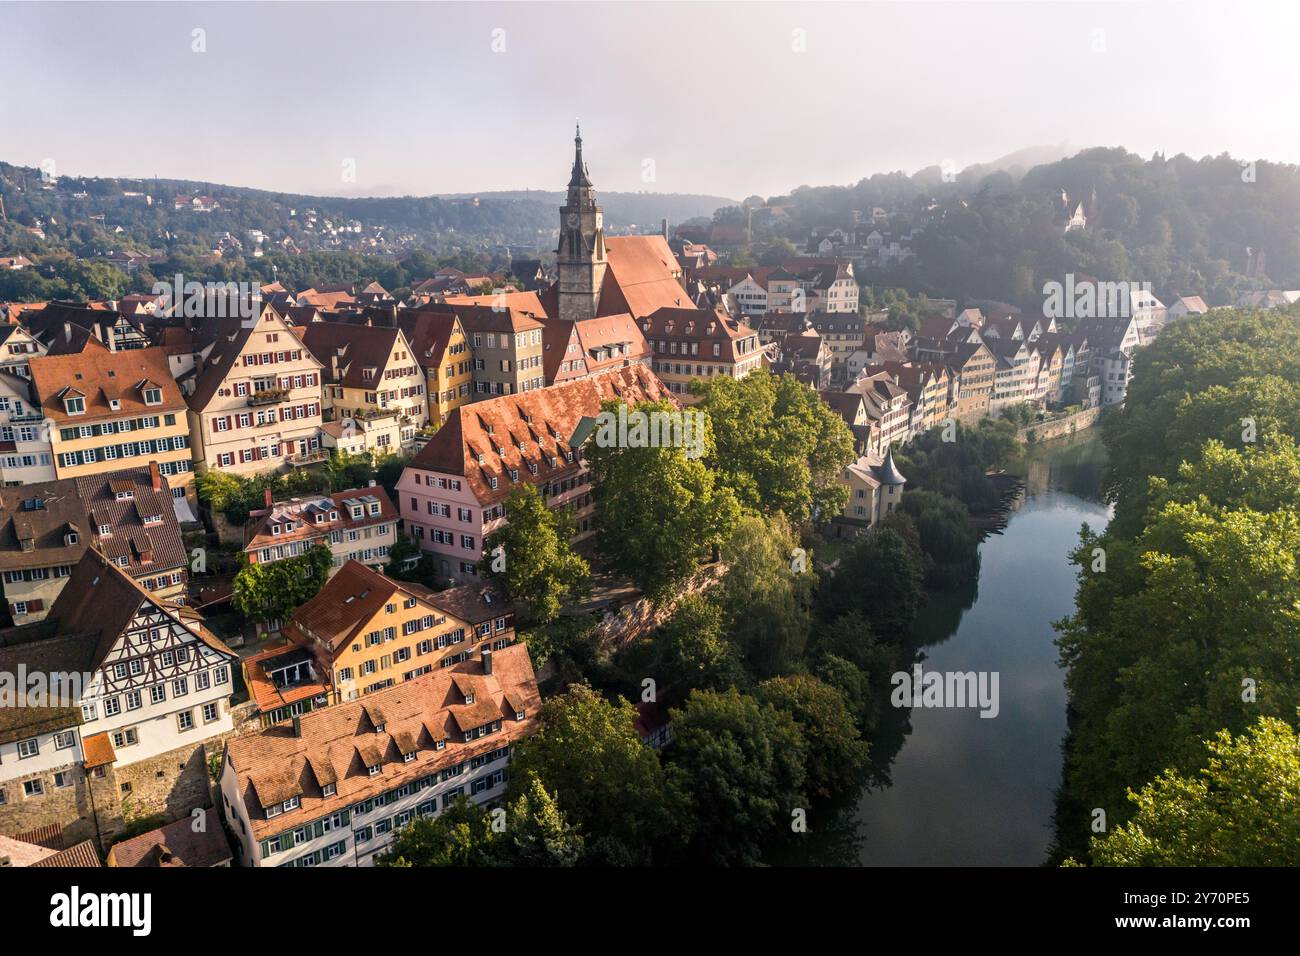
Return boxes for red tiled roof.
[407,365,676,507]
[226,643,541,841]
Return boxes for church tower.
[556,124,608,323]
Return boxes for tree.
[480,485,589,625]
[758,674,871,798]
[900,490,981,588]
[693,372,854,525]
[666,687,807,865]
[712,513,812,677]
[506,684,685,864]
[818,527,923,634]
[231,545,332,624]
[374,773,582,867]
[1087,717,1300,867]
[656,594,746,694]
[497,772,586,866]
[588,398,740,600]
[375,797,496,867]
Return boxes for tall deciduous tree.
[587,399,740,601]
[666,687,808,865]
[693,371,854,525]
[1086,717,1300,867]
[480,485,589,625]
[506,684,686,865]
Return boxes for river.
[796,428,1110,866]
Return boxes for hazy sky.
[2,1,1298,201]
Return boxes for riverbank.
[1016,406,1104,444]
[798,428,1109,866]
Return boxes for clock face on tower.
[566,213,579,228]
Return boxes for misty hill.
[0,161,732,261]
[736,146,1300,309]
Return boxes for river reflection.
[789,430,1110,866]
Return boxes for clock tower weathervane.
[556,122,608,323]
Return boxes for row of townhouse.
[687,259,860,318]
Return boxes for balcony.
[247,388,289,407]
[287,448,329,467]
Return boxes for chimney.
[264,487,273,508]
[661,218,668,240]
[330,352,339,380]
[481,647,493,676]
[63,321,72,344]
[292,715,303,737]
[149,460,162,492]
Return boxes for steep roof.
[75,465,188,577]
[225,642,541,841]
[407,365,675,507]
[29,346,182,426]
[599,235,690,317]
[0,478,86,572]
[301,321,405,390]
[396,309,462,370]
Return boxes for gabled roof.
[185,309,320,412]
[30,346,182,425]
[408,365,675,507]
[301,321,406,390]
[598,235,690,317]
[225,643,541,841]
[396,309,463,370]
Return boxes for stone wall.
[590,565,725,656]
[0,738,225,853]
[1017,406,1103,444]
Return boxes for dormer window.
[64,396,85,415]
[464,692,475,705]
[143,514,162,526]
[322,783,336,797]
[515,710,525,721]
[143,387,162,406]
[403,752,416,763]
[314,513,323,524]
[65,531,79,546]
[115,490,133,501]
[271,524,281,536]
[368,764,381,776]
[109,399,121,410]
[374,722,385,733]
[98,524,112,536]
[351,506,363,519]
[434,739,445,751]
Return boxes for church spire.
[569,121,592,189]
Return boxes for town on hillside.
[1,6,1298,925]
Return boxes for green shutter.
[340,808,351,826]
[283,829,295,849]
[260,840,270,860]
[313,820,324,839]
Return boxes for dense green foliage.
[1053,306,1300,863]
[375,774,584,867]
[1086,717,1300,867]
[692,371,855,524]
[896,418,1019,513]
[900,490,981,588]
[588,398,740,600]
[480,485,590,625]
[231,545,332,624]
